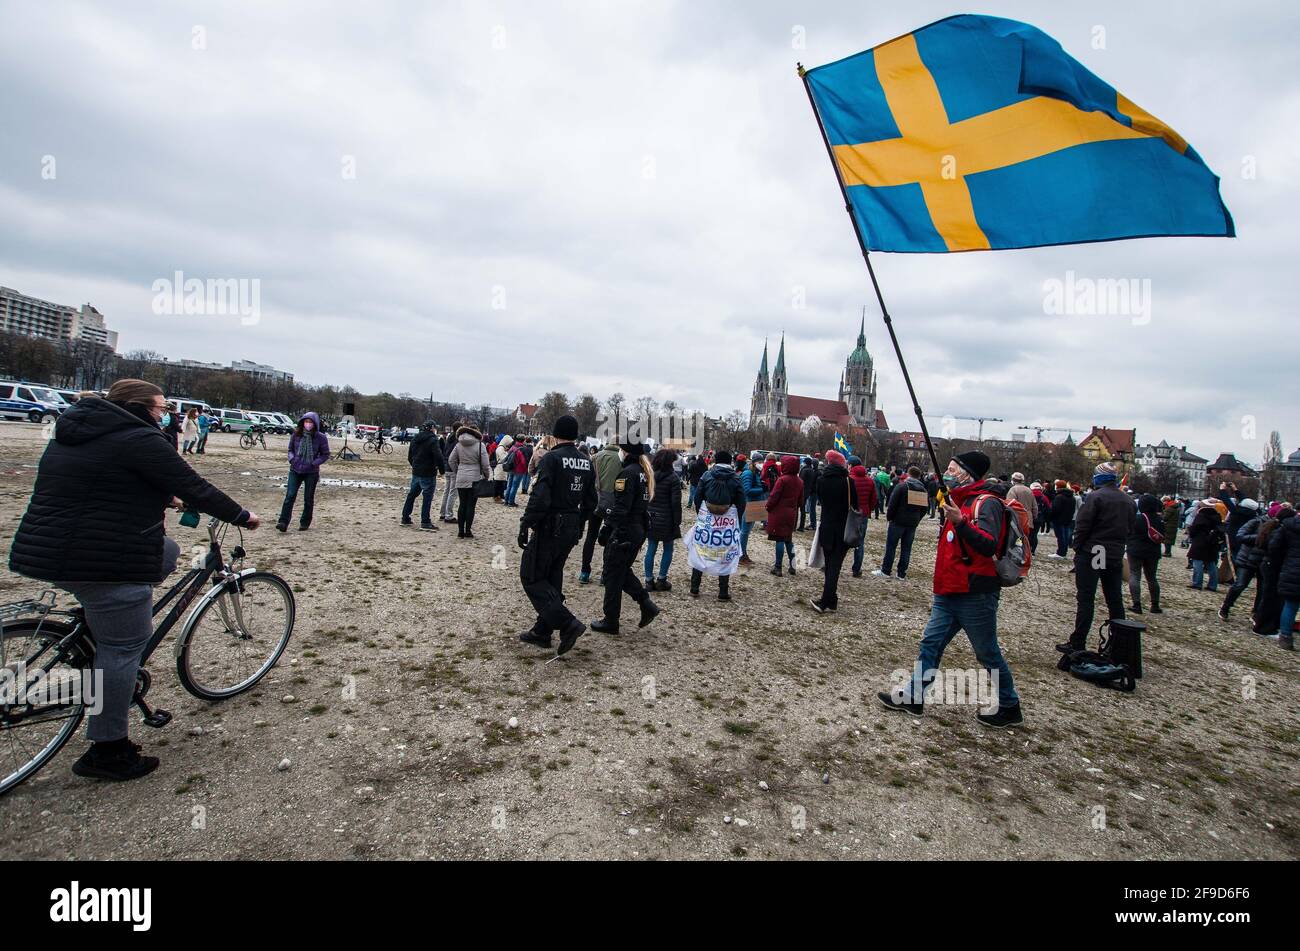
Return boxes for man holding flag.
[800,14,1231,725]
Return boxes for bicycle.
[239,426,268,450]
[364,434,393,455]
[0,512,295,796]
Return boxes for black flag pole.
[797,63,946,486]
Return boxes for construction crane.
[928,414,1005,442]
[1018,424,1085,443]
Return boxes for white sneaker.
[871,569,891,579]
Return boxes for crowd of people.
[9,392,1297,784]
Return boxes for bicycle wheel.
[379,442,393,455]
[239,433,254,449]
[176,572,295,700]
[0,619,87,796]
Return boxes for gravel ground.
[0,422,1296,860]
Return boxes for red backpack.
[972,494,1033,586]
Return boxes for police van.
[0,381,69,423]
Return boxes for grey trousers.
[58,537,180,742]
[440,476,457,520]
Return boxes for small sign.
[907,489,928,508]
[744,500,768,521]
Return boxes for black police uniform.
[517,442,597,648]
[595,458,656,631]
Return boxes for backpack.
[971,494,1032,587]
[702,470,736,514]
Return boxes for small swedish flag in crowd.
[833,431,853,456]
[803,14,1234,252]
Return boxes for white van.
[0,381,68,423]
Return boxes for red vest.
[933,480,1002,595]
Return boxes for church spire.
[758,338,769,378]
[775,334,785,374]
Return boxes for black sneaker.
[276,523,287,533]
[717,589,732,602]
[1217,607,1229,621]
[420,522,439,532]
[770,566,783,576]
[976,704,1024,729]
[638,599,660,629]
[518,629,552,649]
[656,579,672,592]
[71,741,159,782]
[401,518,414,526]
[1130,604,1143,615]
[1055,640,1081,654]
[297,524,309,532]
[877,691,923,717]
[556,619,586,656]
[1150,606,1163,614]
[689,587,700,598]
[787,566,796,577]
[590,618,619,635]
[810,599,837,613]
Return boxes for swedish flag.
[833,431,853,455]
[803,15,1234,252]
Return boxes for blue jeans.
[881,521,917,577]
[520,473,531,494]
[401,474,437,524]
[1054,522,1074,556]
[279,470,319,528]
[504,472,524,505]
[852,529,866,574]
[644,539,674,579]
[1280,599,1299,638]
[1191,558,1219,591]
[774,540,794,569]
[688,484,700,509]
[907,591,1019,710]
[805,494,818,530]
[740,517,753,556]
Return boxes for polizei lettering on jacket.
[49,881,152,931]
[561,457,591,471]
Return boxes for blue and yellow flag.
[803,15,1234,252]
[833,431,853,455]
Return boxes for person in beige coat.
[447,425,492,537]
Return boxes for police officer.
[517,415,596,655]
[591,442,661,635]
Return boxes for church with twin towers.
[748,315,889,433]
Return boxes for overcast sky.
[1,0,1295,462]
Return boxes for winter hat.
[847,455,862,467]
[1030,481,1042,490]
[1054,479,1067,489]
[1093,461,1119,485]
[618,441,647,457]
[1239,497,1260,511]
[552,414,579,440]
[953,450,990,480]
[1011,472,1025,483]
[825,450,847,468]
[714,449,732,465]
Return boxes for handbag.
[807,523,825,569]
[473,479,495,498]
[842,478,862,546]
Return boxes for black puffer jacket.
[1267,514,1300,599]
[647,469,682,542]
[815,464,860,552]
[1126,494,1164,559]
[1187,505,1225,563]
[407,429,447,477]
[10,397,246,584]
[1233,517,1267,570]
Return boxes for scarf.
[295,427,318,467]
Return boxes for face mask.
[943,473,965,489]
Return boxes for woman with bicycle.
[9,379,261,782]
[278,412,329,532]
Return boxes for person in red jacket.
[765,455,803,576]
[847,457,877,577]
[877,450,1023,729]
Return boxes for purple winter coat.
[288,412,330,475]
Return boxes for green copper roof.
[847,314,871,366]
[775,334,786,374]
[757,338,768,377]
